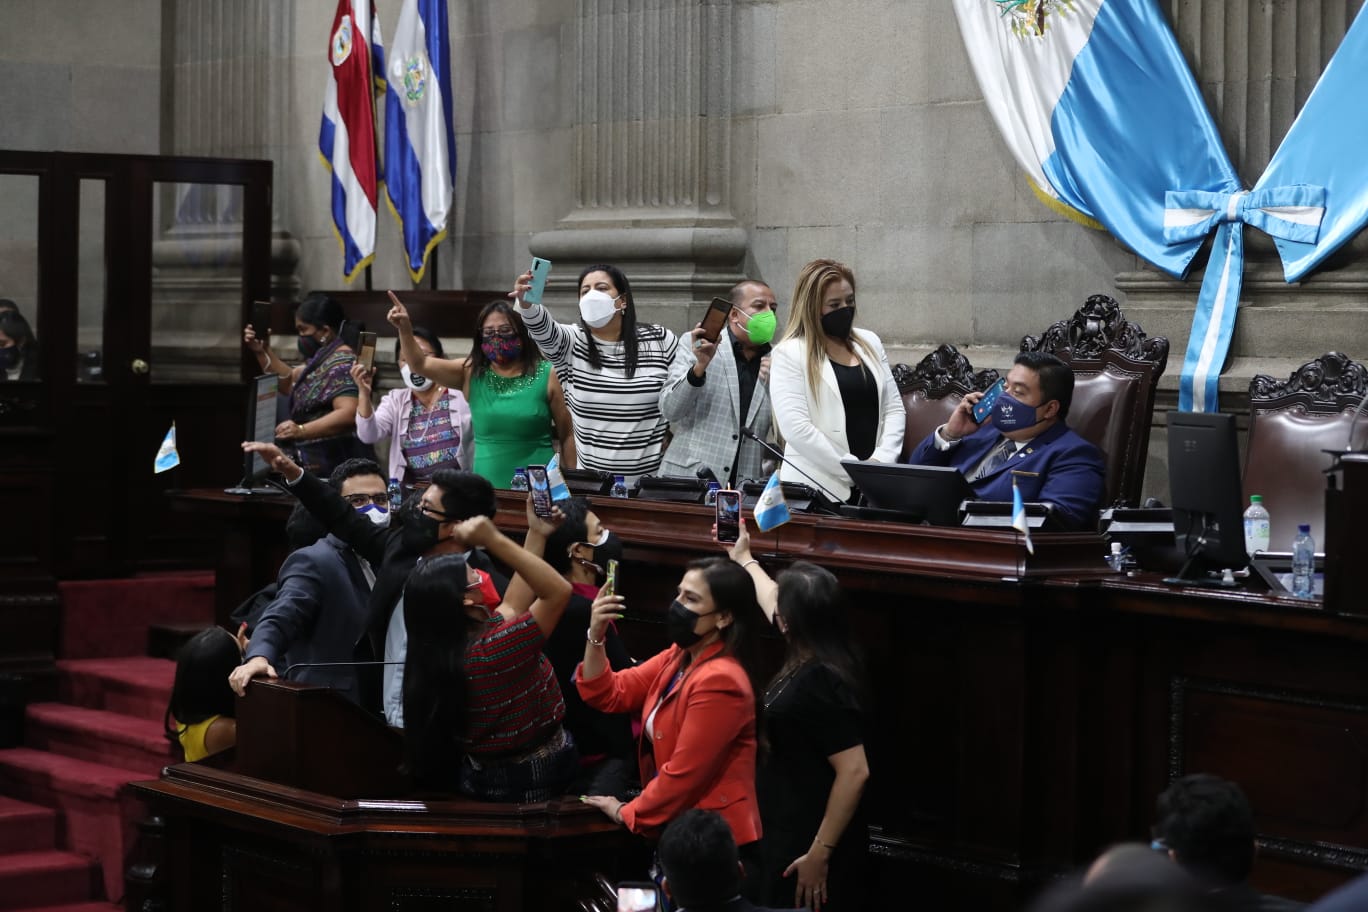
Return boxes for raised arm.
[386,291,469,389]
[454,515,571,640]
[722,517,777,625]
[510,271,576,374]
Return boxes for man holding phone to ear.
[659,280,779,488]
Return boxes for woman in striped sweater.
[512,264,684,482]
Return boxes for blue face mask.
[991,391,1046,431]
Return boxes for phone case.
[715,491,741,542]
[525,257,552,305]
[973,378,1007,424]
[527,466,554,517]
[699,298,731,344]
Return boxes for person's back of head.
[167,627,241,734]
[1154,773,1257,886]
[541,497,591,576]
[658,809,742,910]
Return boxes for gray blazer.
[658,327,774,485]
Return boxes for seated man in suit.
[659,280,778,488]
[228,458,389,705]
[904,351,1105,530]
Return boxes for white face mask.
[401,363,434,392]
[357,504,390,527]
[578,290,620,329]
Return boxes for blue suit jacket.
[246,534,373,705]
[905,421,1105,531]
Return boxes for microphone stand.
[739,427,847,511]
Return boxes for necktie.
[972,437,1014,481]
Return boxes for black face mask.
[592,531,624,571]
[821,306,856,340]
[401,510,443,554]
[298,334,322,359]
[666,599,716,649]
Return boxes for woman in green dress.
[388,293,575,487]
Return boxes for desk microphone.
[739,427,847,508]
[282,660,406,679]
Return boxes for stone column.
[529,0,746,327]
[153,0,302,381]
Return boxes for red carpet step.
[9,905,120,912]
[24,704,176,777]
[56,658,176,726]
[0,796,57,854]
[0,748,148,901]
[57,571,215,660]
[0,850,99,911]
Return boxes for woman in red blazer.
[577,557,766,849]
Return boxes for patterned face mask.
[480,334,523,365]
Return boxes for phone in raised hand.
[525,257,552,305]
[602,559,619,598]
[357,331,378,372]
[972,377,1007,424]
[715,489,742,544]
[251,301,272,342]
[527,465,554,518]
[698,297,732,345]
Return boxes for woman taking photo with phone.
[387,294,575,487]
[511,264,684,482]
[768,259,904,504]
[726,520,871,912]
[351,323,473,488]
[576,558,767,858]
[243,292,370,477]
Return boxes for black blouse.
[830,359,878,460]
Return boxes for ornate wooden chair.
[1020,294,1169,508]
[1245,352,1368,547]
[893,344,1001,461]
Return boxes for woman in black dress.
[725,519,871,911]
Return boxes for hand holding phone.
[527,465,554,518]
[972,377,1007,424]
[525,257,553,306]
[357,331,378,373]
[698,297,733,345]
[715,490,742,544]
[251,301,272,342]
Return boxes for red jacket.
[576,641,760,844]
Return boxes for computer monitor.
[840,461,972,526]
[225,374,280,495]
[1166,410,1248,580]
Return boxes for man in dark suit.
[904,350,1105,530]
[228,458,388,705]
[1153,774,1305,912]
[657,810,789,912]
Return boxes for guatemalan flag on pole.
[384,0,456,283]
[319,0,385,281]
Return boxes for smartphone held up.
[527,465,554,518]
[715,490,741,544]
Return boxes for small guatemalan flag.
[154,423,180,474]
[1011,476,1034,555]
[753,472,790,533]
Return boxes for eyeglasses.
[342,493,393,508]
[418,501,451,519]
[481,328,518,340]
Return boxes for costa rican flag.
[319,0,385,281]
[384,0,456,283]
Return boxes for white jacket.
[768,327,905,502]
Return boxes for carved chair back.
[1020,295,1169,508]
[894,345,1001,462]
[1245,352,1367,546]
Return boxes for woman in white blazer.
[769,259,905,503]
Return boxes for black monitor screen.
[1167,410,1248,574]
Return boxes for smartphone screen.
[527,465,554,518]
[715,490,741,543]
[525,257,553,305]
[972,377,1007,424]
[698,297,732,345]
[251,301,272,341]
[357,331,378,372]
[616,882,660,912]
[602,559,619,598]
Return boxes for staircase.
[0,572,214,911]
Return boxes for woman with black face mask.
[768,259,905,504]
[575,557,768,870]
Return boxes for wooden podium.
[130,680,633,912]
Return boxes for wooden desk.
[161,488,1368,909]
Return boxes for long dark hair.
[774,561,867,708]
[468,300,540,380]
[296,292,358,349]
[401,553,482,788]
[579,263,652,379]
[685,557,767,722]
[166,627,240,736]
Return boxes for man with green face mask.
[659,280,779,488]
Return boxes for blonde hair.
[780,258,879,395]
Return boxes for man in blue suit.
[904,351,1105,530]
[228,458,390,705]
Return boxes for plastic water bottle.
[510,468,529,491]
[703,481,721,506]
[1243,494,1271,555]
[1291,524,1315,598]
[1107,541,1127,572]
[610,475,630,499]
[387,477,403,509]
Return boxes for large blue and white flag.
[319,0,385,281]
[753,472,791,533]
[384,0,456,283]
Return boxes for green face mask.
[738,308,777,346]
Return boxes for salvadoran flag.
[384,0,456,283]
[154,423,180,474]
[1011,476,1034,555]
[754,472,791,533]
[319,0,385,282]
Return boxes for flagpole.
[429,247,439,290]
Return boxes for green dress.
[468,359,556,487]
